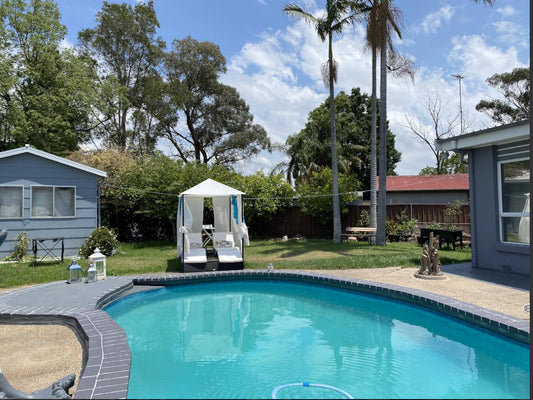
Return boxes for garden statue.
[416,232,443,278]
[419,244,430,274]
[0,366,75,399]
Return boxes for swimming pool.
[105,280,530,399]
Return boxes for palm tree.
[363,0,403,245]
[284,1,358,243]
[368,0,491,245]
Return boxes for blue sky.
[56,0,530,176]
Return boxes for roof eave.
[0,146,107,178]
[436,120,530,151]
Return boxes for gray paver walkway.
[442,262,529,291]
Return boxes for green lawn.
[0,239,471,289]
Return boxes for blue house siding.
[0,152,102,260]
[437,121,530,278]
[469,141,530,276]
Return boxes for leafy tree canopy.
[78,0,165,153]
[286,88,401,188]
[159,36,271,165]
[69,150,292,235]
[419,152,468,175]
[296,168,359,225]
[0,0,96,154]
[476,67,530,124]
[236,172,294,225]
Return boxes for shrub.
[426,222,441,230]
[385,218,398,235]
[79,227,119,258]
[358,209,370,227]
[396,209,418,239]
[7,231,30,261]
[443,200,466,229]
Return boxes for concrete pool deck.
[0,265,530,398]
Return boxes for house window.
[498,159,530,244]
[31,186,75,218]
[0,186,23,218]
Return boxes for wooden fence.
[249,204,470,239]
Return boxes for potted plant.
[386,218,400,242]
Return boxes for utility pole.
[451,74,465,134]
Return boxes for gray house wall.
[387,191,468,204]
[469,140,530,276]
[0,153,100,260]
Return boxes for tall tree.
[363,0,413,236]
[284,0,359,243]
[364,0,403,245]
[476,67,530,124]
[403,91,459,175]
[160,36,270,165]
[78,0,165,153]
[0,0,96,154]
[286,89,401,187]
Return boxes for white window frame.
[0,185,24,219]
[30,185,76,218]
[497,157,530,245]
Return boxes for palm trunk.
[369,47,377,235]
[329,33,341,243]
[376,38,388,246]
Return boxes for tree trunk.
[376,39,388,246]
[329,33,341,243]
[370,47,377,236]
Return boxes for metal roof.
[377,174,469,191]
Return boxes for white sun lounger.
[213,232,243,263]
[183,232,207,264]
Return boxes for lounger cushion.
[184,248,207,264]
[216,247,243,263]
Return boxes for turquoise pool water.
[105,281,530,399]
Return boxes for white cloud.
[489,21,529,48]
[418,5,455,34]
[216,13,526,178]
[448,35,525,82]
[496,6,516,17]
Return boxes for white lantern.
[86,264,97,283]
[67,261,83,283]
[88,247,107,280]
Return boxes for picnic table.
[341,227,377,243]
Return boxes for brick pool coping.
[0,270,530,399]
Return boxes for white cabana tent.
[177,179,249,271]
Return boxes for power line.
[99,182,362,201]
